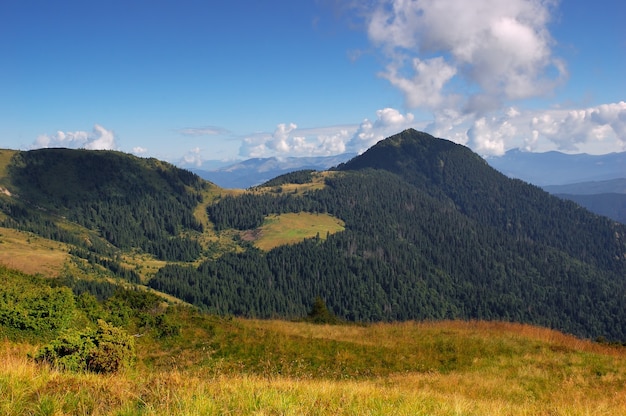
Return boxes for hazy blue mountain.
[543,178,626,195]
[486,149,626,186]
[190,153,355,189]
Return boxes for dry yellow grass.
[2,331,626,415]
[0,227,69,277]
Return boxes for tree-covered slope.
[151,129,626,340]
[0,148,208,261]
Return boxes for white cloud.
[382,57,457,109]
[132,146,148,155]
[235,101,625,160]
[181,147,204,167]
[467,116,515,156]
[430,102,626,155]
[530,102,626,153]
[238,108,417,158]
[361,0,566,113]
[346,108,416,153]
[239,123,354,158]
[32,124,117,150]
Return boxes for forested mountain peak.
[338,128,480,175]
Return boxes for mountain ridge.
[191,153,356,189]
[1,131,626,339]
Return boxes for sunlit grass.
[0,227,69,277]
[3,316,626,416]
[251,212,345,251]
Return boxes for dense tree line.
[207,192,320,231]
[260,170,316,187]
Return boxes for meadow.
[251,212,345,251]
[2,318,626,415]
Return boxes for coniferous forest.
[2,130,626,340]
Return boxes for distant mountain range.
[190,154,356,189]
[188,146,626,223]
[486,149,626,186]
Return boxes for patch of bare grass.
[0,228,68,276]
[252,212,344,251]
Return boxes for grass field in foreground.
[2,318,626,415]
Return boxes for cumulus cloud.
[235,101,625,160]
[346,108,416,153]
[181,147,204,167]
[530,102,626,153]
[381,57,458,109]
[237,108,419,158]
[362,0,566,113]
[239,123,353,158]
[132,146,148,155]
[32,124,117,150]
[334,1,625,156]
[435,102,626,156]
[467,116,516,156]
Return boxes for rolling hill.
[1,130,626,341]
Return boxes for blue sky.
[1,0,624,167]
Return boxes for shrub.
[306,296,340,325]
[0,269,76,335]
[33,320,135,373]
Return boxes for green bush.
[33,320,135,373]
[0,268,76,335]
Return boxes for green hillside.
[1,132,626,341]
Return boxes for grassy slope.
[3,317,626,415]
[0,228,69,277]
[250,212,344,251]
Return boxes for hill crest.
[2,137,626,340]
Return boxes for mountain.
[486,148,626,186]
[0,148,210,265]
[154,129,626,340]
[2,134,626,341]
[191,153,355,189]
[543,178,626,195]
